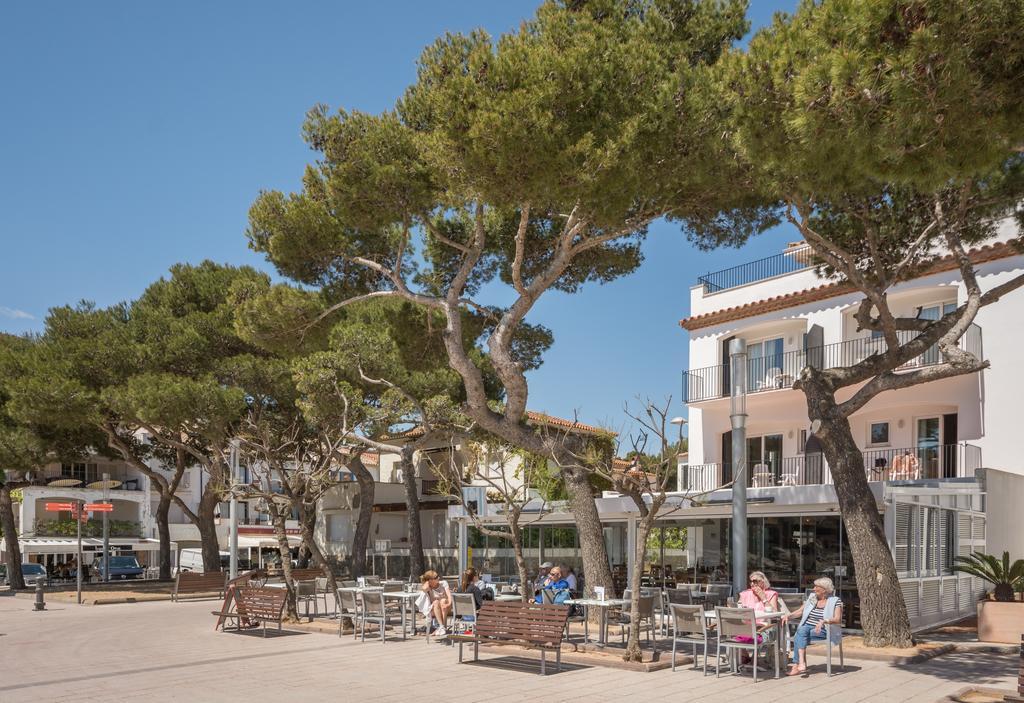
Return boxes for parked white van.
[177,548,230,573]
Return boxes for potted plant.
[955,551,1024,643]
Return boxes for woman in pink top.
[734,571,779,648]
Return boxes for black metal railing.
[697,246,814,293]
[683,324,983,404]
[680,443,981,492]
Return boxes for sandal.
[786,665,806,677]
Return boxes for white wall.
[983,469,1024,558]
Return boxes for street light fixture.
[228,439,240,579]
[729,338,749,596]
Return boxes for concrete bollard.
[33,580,45,611]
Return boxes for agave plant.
[954,551,1024,602]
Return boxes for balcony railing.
[697,246,814,293]
[679,443,981,491]
[683,324,982,404]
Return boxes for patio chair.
[640,587,667,635]
[337,588,361,639]
[363,575,382,587]
[707,583,733,607]
[295,579,319,619]
[714,607,779,683]
[615,593,657,644]
[824,622,845,676]
[669,603,718,674]
[340,580,358,589]
[315,576,333,615]
[360,591,389,643]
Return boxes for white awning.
[236,535,301,549]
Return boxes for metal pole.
[729,338,749,596]
[229,440,239,580]
[102,472,110,583]
[76,499,83,605]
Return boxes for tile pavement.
[0,593,1016,703]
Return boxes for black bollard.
[33,580,45,611]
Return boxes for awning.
[10,538,170,554]
[236,535,301,549]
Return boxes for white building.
[675,228,1024,629]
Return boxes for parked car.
[177,548,230,573]
[1,563,48,587]
[92,556,144,580]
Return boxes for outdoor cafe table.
[563,598,630,646]
[338,587,421,640]
[704,609,786,677]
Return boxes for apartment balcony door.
[747,337,784,390]
[747,433,783,486]
[916,417,941,479]
[918,303,957,365]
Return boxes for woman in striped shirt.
[785,576,843,676]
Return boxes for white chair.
[315,576,333,615]
[451,592,477,634]
[669,603,718,674]
[715,606,779,683]
[616,592,657,644]
[295,579,319,619]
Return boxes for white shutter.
[920,580,940,616]
[901,581,920,618]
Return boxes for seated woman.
[734,571,780,661]
[534,565,570,604]
[785,576,843,676]
[418,570,453,637]
[458,567,489,612]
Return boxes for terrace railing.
[697,246,814,293]
[683,324,982,404]
[679,443,981,491]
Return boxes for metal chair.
[714,607,779,683]
[669,603,718,674]
[825,623,845,676]
[616,593,657,644]
[340,580,358,589]
[707,583,733,607]
[295,579,319,618]
[337,588,361,639]
[363,575,381,587]
[667,588,693,605]
[315,576,333,615]
[360,591,389,643]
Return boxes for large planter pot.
[977,599,1024,644]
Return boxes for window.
[62,463,99,483]
[869,422,890,446]
[797,429,807,454]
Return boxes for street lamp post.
[729,338,749,596]
[228,440,240,579]
[102,472,110,583]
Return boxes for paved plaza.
[0,592,1016,703]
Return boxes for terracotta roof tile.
[679,241,1020,331]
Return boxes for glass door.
[916,417,941,479]
[918,303,957,365]
[747,434,784,485]
[748,337,784,389]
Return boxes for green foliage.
[34,519,142,538]
[954,551,1024,602]
[646,526,687,561]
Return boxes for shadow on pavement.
[896,649,1017,687]
[461,655,590,676]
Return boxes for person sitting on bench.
[419,570,453,637]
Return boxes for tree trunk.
[0,485,26,590]
[804,379,914,648]
[624,515,653,662]
[270,503,299,621]
[155,494,173,580]
[297,499,338,594]
[197,483,223,573]
[297,542,312,569]
[349,457,375,578]
[508,517,531,604]
[400,446,425,579]
[564,467,613,600]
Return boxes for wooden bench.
[449,601,570,675]
[172,571,226,602]
[211,570,260,630]
[229,587,288,637]
[287,568,323,583]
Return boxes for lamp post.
[102,472,110,583]
[228,440,240,579]
[729,339,749,596]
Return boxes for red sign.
[45,502,75,512]
[85,503,114,512]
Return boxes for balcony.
[683,324,983,404]
[681,442,982,492]
[34,519,143,538]
[43,468,144,491]
[697,245,813,293]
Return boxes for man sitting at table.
[534,565,570,604]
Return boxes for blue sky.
[0,0,797,440]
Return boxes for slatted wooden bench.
[172,571,226,602]
[449,601,570,675]
[287,568,323,583]
[220,587,288,637]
